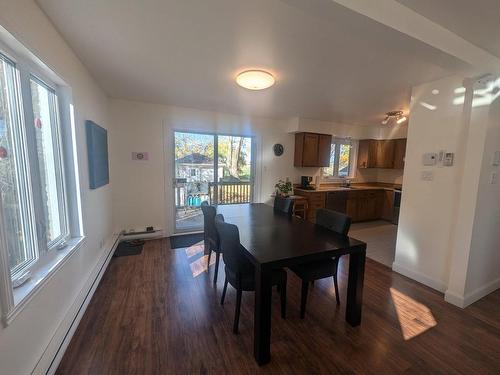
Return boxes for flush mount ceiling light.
[381,110,407,125]
[236,70,275,90]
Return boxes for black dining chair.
[201,201,222,284]
[215,216,287,334]
[274,196,294,216]
[290,208,352,318]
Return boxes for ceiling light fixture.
[236,70,275,90]
[382,110,407,125]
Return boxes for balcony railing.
[174,182,252,208]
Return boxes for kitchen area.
[292,132,406,267]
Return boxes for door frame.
[170,129,256,234]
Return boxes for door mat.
[170,233,204,249]
[114,240,145,257]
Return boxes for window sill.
[5,236,86,326]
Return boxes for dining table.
[217,203,367,365]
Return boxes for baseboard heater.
[121,229,163,241]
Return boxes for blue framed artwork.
[86,120,109,189]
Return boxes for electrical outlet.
[421,170,434,181]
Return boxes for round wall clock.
[273,143,284,156]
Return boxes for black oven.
[393,189,402,224]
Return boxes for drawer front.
[309,201,325,209]
[308,193,325,203]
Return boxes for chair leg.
[233,288,242,334]
[207,250,212,270]
[280,275,287,319]
[333,257,340,305]
[300,280,309,319]
[213,252,220,285]
[221,277,228,305]
[333,274,340,305]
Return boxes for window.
[0,55,37,278]
[322,140,354,178]
[0,44,81,320]
[30,77,68,247]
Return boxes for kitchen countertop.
[294,184,401,193]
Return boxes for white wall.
[395,74,500,305]
[0,1,113,374]
[394,75,469,291]
[464,92,500,298]
[108,100,400,235]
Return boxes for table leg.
[254,265,273,365]
[346,246,366,326]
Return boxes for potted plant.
[275,178,293,197]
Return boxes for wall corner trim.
[33,233,122,375]
[446,277,500,309]
[392,262,447,293]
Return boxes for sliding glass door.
[173,131,253,233]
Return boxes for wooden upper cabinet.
[294,132,332,167]
[376,140,395,169]
[318,134,332,167]
[357,140,379,168]
[393,138,407,169]
[358,138,406,169]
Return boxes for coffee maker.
[301,176,314,190]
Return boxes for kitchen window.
[322,139,355,179]
[0,42,82,324]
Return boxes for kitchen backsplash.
[356,168,404,185]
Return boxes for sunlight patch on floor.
[390,288,437,340]
[189,254,216,277]
[185,242,204,258]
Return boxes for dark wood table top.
[218,203,366,268]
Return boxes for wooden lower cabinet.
[294,191,326,222]
[295,188,394,223]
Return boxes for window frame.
[0,36,84,325]
[0,54,39,279]
[27,74,70,252]
[322,138,357,180]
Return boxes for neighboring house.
[176,153,215,183]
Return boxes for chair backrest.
[215,218,253,275]
[274,196,294,216]
[316,208,351,236]
[200,203,218,249]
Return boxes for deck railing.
[174,182,252,207]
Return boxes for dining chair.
[290,208,352,318]
[274,196,294,216]
[215,217,287,334]
[200,201,222,284]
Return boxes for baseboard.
[445,277,500,308]
[392,262,447,292]
[32,233,121,375]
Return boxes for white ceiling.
[37,0,471,125]
[396,0,500,59]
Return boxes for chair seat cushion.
[225,266,286,291]
[290,258,338,282]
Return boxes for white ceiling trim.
[331,0,500,74]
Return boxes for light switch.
[492,151,500,166]
[491,172,498,185]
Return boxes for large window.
[0,46,79,318]
[0,55,37,277]
[323,140,354,178]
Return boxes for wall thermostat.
[422,153,437,166]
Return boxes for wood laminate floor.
[56,239,500,374]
